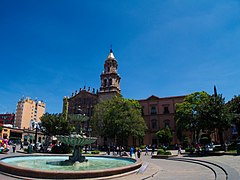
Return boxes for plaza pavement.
[1,146,240,180]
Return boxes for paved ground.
[123,150,240,180]
[1,146,240,180]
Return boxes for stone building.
[136,95,185,147]
[63,49,121,133]
[63,48,186,147]
[0,113,15,127]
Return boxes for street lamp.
[32,121,41,151]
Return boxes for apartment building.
[15,97,46,129]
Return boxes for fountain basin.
[57,134,97,147]
[0,155,142,179]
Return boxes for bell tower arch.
[99,48,121,101]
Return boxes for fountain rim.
[0,154,142,179]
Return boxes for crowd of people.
[0,138,10,153]
[108,145,156,158]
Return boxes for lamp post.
[32,121,40,151]
[88,127,92,150]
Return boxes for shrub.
[157,149,165,155]
[91,150,100,154]
[213,145,223,151]
[164,151,172,155]
[140,145,146,149]
[228,143,236,151]
[157,149,172,155]
[185,147,195,152]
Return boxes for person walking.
[12,143,16,153]
[178,144,182,155]
[113,146,115,155]
[107,146,110,155]
[137,148,141,158]
[145,146,149,156]
[20,141,23,150]
[130,147,134,157]
[116,146,119,156]
[151,145,155,156]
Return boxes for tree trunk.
[218,129,224,145]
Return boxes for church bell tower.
[99,48,121,101]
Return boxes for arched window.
[109,79,112,86]
[151,119,157,129]
[164,120,170,128]
[104,79,107,87]
[151,106,157,115]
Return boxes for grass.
[227,150,237,153]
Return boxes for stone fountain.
[0,113,142,179]
[56,114,97,164]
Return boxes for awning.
[10,129,23,133]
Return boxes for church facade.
[63,49,121,137]
[63,49,184,147]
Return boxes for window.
[151,119,157,129]
[151,106,157,115]
[141,106,144,116]
[164,120,170,128]
[109,79,112,86]
[104,79,107,87]
[163,106,169,114]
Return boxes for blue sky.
[1,0,240,113]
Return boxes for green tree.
[40,113,74,136]
[156,127,173,145]
[227,95,240,136]
[175,91,209,143]
[199,94,231,145]
[91,96,147,146]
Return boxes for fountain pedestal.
[57,133,97,164]
[69,145,87,162]
[56,114,97,164]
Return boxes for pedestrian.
[151,145,155,155]
[224,143,228,152]
[107,146,110,155]
[116,146,119,155]
[178,144,182,155]
[121,146,125,156]
[113,146,115,155]
[175,143,178,150]
[137,148,141,158]
[119,146,122,156]
[145,146,149,155]
[12,143,16,153]
[130,147,134,157]
[20,141,23,150]
[195,143,201,154]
